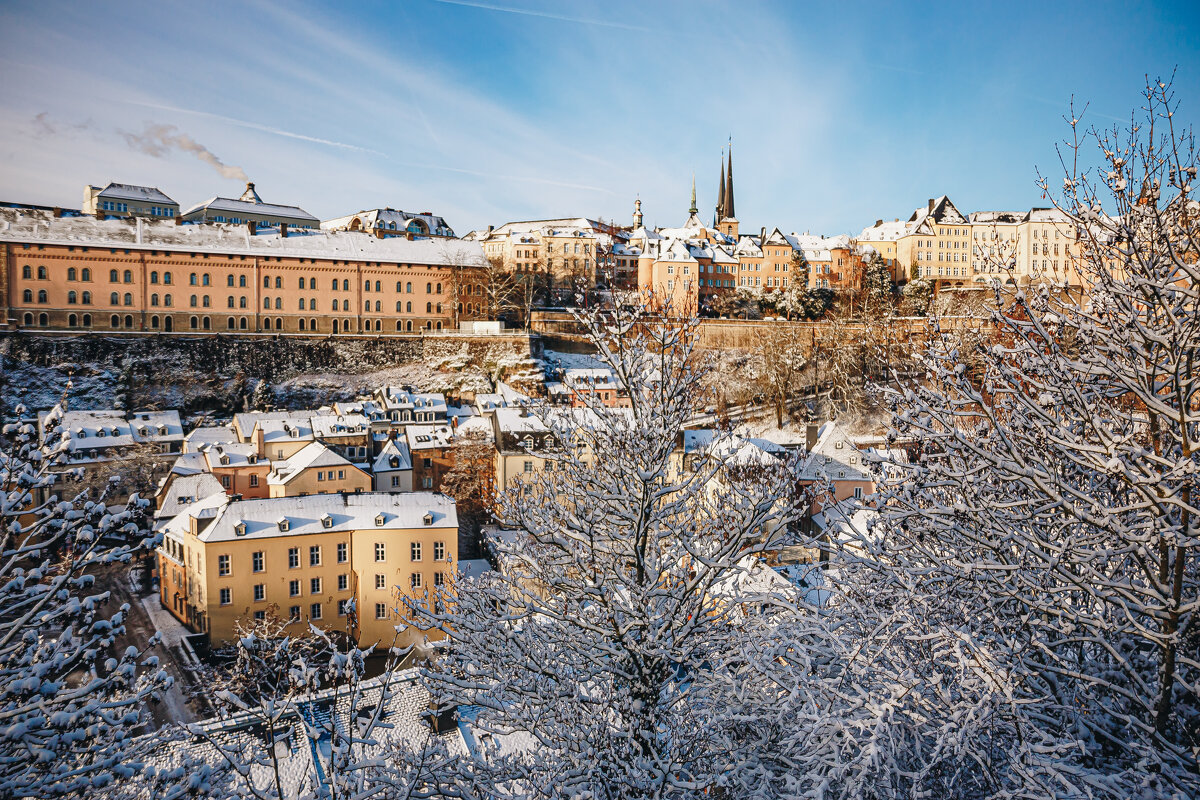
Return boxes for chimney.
[424,701,457,734]
[486,225,494,234]
[875,219,882,227]
[52,206,62,218]
[805,423,820,453]
[927,198,935,213]
[95,209,104,220]
[175,214,183,225]
[247,219,256,237]
[760,226,766,241]
[279,222,288,238]
[375,227,385,239]
[405,231,414,241]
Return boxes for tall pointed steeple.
[715,148,726,226]
[688,174,698,214]
[724,143,735,220]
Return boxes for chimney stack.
[52,207,62,218]
[486,225,494,234]
[875,219,882,227]
[928,198,935,213]
[806,423,820,453]
[279,222,288,238]
[760,226,766,242]
[175,214,183,226]
[247,219,256,237]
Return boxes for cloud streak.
[119,123,248,182]
[427,0,652,32]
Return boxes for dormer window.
[96,430,106,438]
[234,522,247,537]
[159,425,167,435]
[219,455,230,466]
[835,441,844,449]
[321,514,333,529]
[423,512,434,526]
[277,517,290,532]
[248,454,258,464]
[111,427,120,436]
[375,513,386,526]
[289,428,298,438]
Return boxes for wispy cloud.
[120,122,249,181]
[427,0,652,33]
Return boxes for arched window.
[332,278,339,290]
[396,281,402,292]
[264,317,272,330]
[23,313,32,326]
[436,321,442,331]
[124,293,133,306]
[110,269,119,282]
[310,298,316,310]
[310,318,316,331]
[82,268,92,281]
[310,276,316,287]
[375,319,382,331]
[190,273,198,285]
[436,303,442,313]
[202,316,210,330]
[264,297,271,309]
[275,277,282,289]
[426,282,432,294]
[190,295,198,307]
[397,320,403,331]
[22,265,31,279]
[331,299,339,311]
[343,279,349,291]
[112,314,120,327]
[227,296,235,308]
[299,277,307,290]
[68,267,77,281]
[276,317,283,329]
[239,317,247,330]
[68,291,78,304]
[82,314,91,327]
[226,275,235,287]
[82,291,92,304]
[69,314,78,327]
[123,270,132,283]
[406,301,412,313]
[164,294,173,307]
[37,265,47,279]
[406,282,412,293]
[150,294,159,306]
[436,282,441,293]
[150,315,159,329]
[124,314,133,328]
[190,316,198,329]
[426,302,432,313]
[363,300,370,311]
[396,301,401,312]
[150,271,158,284]
[299,298,307,310]
[163,272,172,285]
[343,318,350,332]
[111,292,120,305]
[264,276,271,288]
[275,298,281,309]
[239,296,247,309]
[40,313,49,327]
[202,295,211,308]
[227,317,235,330]
[374,300,381,312]
[202,273,210,286]
[299,318,306,331]
[375,280,381,292]
[22,289,32,302]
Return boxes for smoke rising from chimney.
[121,123,248,182]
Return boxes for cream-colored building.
[969,208,1081,287]
[157,492,459,648]
[901,196,973,286]
[83,182,179,219]
[266,441,372,497]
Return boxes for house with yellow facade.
[156,492,459,648]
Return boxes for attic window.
[321,514,333,529]
[158,425,167,435]
[289,428,298,437]
[248,454,258,464]
[375,513,386,527]
[835,441,844,449]
[96,430,106,438]
[423,512,434,526]
[849,456,857,464]
[234,522,247,537]
[111,427,120,436]
[219,455,230,466]
[277,518,290,532]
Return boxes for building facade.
[0,208,486,333]
[83,183,179,219]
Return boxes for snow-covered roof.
[259,417,315,444]
[155,473,226,520]
[269,441,358,484]
[0,209,485,267]
[90,182,176,205]
[799,422,872,482]
[309,413,371,439]
[857,219,910,242]
[164,491,456,543]
[322,207,455,237]
[377,388,448,416]
[126,410,184,443]
[908,195,969,230]
[143,671,465,799]
[969,210,1027,225]
[201,441,263,469]
[406,424,455,452]
[373,438,413,473]
[182,183,319,223]
[184,425,238,451]
[42,408,183,458]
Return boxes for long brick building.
[0,209,488,334]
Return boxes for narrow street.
[98,561,214,731]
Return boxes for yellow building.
[899,196,973,286]
[157,492,459,648]
[266,441,372,497]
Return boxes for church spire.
[688,174,698,215]
[715,147,726,226]
[724,142,735,220]
[633,196,643,229]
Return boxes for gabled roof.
[372,438,413,473]
[908,195,969,230]
[269,441,358,484]
[322,208,455,237]
[799,421,872,482]
[91,182,176,205]
[155,473,226,520]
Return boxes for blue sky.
[0,0,1196,236]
